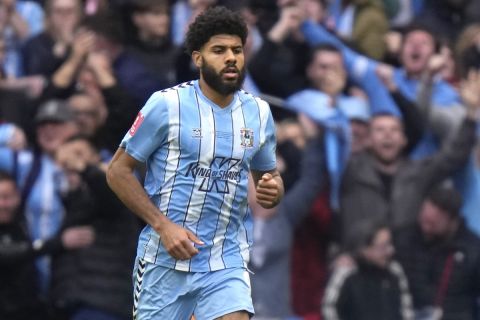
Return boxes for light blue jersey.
[121,80,277,272]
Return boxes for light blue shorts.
[132,258,254,320]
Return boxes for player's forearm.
[106,161,168,230]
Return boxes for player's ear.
[192,51,203,68]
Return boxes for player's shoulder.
[156,81,195,96]
[147,81,196,107]
[237,89,271,111]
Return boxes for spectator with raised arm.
[300,18,460,159]
[339,69,479,241]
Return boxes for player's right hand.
[157,221,204,260]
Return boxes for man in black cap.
[0,99,78,295]
[395,185,480,320]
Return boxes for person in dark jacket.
[0,170,94,320]
[395,186,480,320]
[51,137,140,320]
[322,221,414,320]
[250,116,326,319]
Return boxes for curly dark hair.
[184,6,248,55]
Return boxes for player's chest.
[172,111,261,160]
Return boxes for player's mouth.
[222,67,239,79]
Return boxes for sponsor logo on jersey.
[185,157,242,193]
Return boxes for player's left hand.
[256,173,281,209]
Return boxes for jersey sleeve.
[120,92,169,162]
[250,99,277,172]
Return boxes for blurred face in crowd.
[419,200,455,242]
[350,120,370,154]
[0,179,20,224]
[36,121,78,156]
[368,115,406,164]
[361,228,394,268]
[401,30,436,76]
[193,34,246,96]
[47,0,82,37]
[133,5,170,40]
[307,50,346,96]
[69,94,103,137]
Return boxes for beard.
[200,61,246,96]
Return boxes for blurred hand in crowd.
[8,125,26,151]
[425,46,450,77]
[70,29,95,60]
[384,31,403,56]
[0,0,28,40]
[56,138,100,190]
[56,139,99,173]
[268,5,303,43]
[61,225,95,249]
[86,51,115,88]
[376,64,397,92]
[298,113,320,140]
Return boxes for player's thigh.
[133,258,195,320]
[194,268,254,320]
[215,311,250,320]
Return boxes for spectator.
[285,44,422,211]
[81,11,164,105]
[0,99,78,293]
[22,0,83,78]
[0,0,44,77]
[300,20,460,159]
[250,116,325,319]
[395,186,480,320]
[339,72,478,240]
[323,221,413,320]
[0,170,94,320]
[248,2,312,98]
[126,0,178,88]
[51,137,139,320]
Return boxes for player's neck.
[198,78,234,108]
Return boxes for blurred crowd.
[0,0,480,320]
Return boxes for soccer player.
[106,6,284,320]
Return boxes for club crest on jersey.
[240,128,254,148]
[129,112,144,136]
